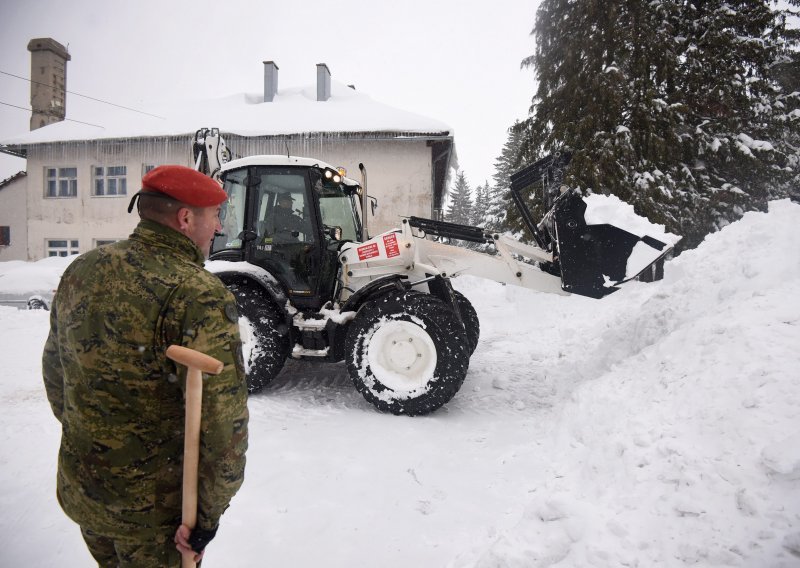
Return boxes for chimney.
[316,63,331,102]
[27,37,71,131]
[263,60,278,102]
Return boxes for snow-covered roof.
[0,171,26,191]
[1,80,453,147]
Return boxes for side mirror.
[325,225,343,240]
[370,196,378,216]
[239,230,258,242]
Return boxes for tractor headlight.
[323,167,343,184]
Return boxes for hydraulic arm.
[340,153,677,300]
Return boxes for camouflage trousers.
[80,526,184,568]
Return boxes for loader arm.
[341,210,673,302]
[340,150,679,301]
[409,227,567,296]
[340,218,565,300]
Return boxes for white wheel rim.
[366,320,437,395]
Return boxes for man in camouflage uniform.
[42,165,249,567]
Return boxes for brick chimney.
[27,38,70,130]
[263,60,278,102]
[316,63,331,102]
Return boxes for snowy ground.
[1,200,799,567]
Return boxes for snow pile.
[454,200,800,567]
[584,193,681,245]
[583,193,682,281]
[0,201,798,567]
[0,255,76,295]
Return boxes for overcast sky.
[0,0,540,187]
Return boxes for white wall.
[0,176,28,261]
[21,136,440,259]
[227,136,437,236]
[294,138,434,235]
[25,143,190,260]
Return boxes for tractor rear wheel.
[345,291,469,415]
[227,281,290,393]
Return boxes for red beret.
[141,165,227,208]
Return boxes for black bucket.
[543,191,669,298]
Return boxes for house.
[0,172,28,260]
[0,40,456,261]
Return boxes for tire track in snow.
[247,359,372,419]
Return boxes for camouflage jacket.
[42,219,248,538]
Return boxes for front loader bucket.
[544,191,672,298]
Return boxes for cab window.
[213,168,247,250]
[254,171,314,244]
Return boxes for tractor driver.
[268,193,306,243]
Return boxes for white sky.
[0,0,541,187]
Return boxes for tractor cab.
[209,156,363,310]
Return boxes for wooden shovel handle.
[166,345,223,568]
[166,345,224,374]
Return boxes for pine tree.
[771,0,800,202]
[669,0,796,244]
[472,181,491,227]
[489,125,525,234]
[518,0,800,249]
[445,171,474,226]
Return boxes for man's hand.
[174,524,206,562]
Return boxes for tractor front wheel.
[345,291,469,416]
[227,281,290,393]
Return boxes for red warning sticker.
[383,233,400,258]
[357,242,380,261]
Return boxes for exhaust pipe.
[359,163,368,240]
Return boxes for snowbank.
[0,255,76,295]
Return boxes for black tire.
[227,282,290,393]
[27,297,49,311]
[345,291,469,416]
[453,290,480,355]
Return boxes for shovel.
[166,345,224,568]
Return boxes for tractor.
[194,128,677,415]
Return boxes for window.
[45,167,77,198]
[0,226,9,247]
[212,169,246,251]
[94,238,120,248]
[47,239,79,257]
[143,164,157,175]
[254,171,314,244]
[93,166,127,196]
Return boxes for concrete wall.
[24,142,189,260]
[0,176,28,261]
[226,136,437,236]
[289,138,434,235]
[20,136,441,260]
